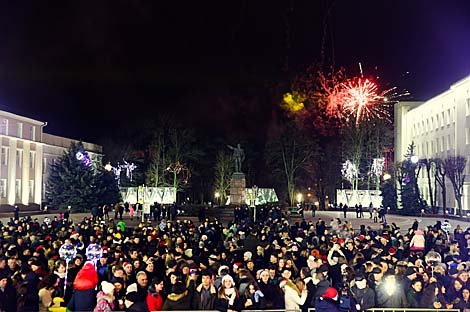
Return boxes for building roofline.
[450,75,470,90]
[0,110,46,126]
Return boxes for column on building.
[21,141,30,205]
[34,144,43,205]
[7,138,16,205]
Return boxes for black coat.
[0,281,17,312]
[214,293,244,312]
[67,289,97,312]
[351,285,376,310]
[193,284,217,310]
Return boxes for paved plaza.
[2,209,470,232]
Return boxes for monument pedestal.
[230,172,246,205]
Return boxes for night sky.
[0,1,469,143]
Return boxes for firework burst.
[339,77,390,125]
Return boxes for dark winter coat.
[259,280,284,309]
[67,289,97,312]
[302,277,316,312]
[214,293,244,312]
[351,285,376,310]
[193,284,217,310]
[0,281,17,312]
[162,291,191,310]
[315,297,341,312]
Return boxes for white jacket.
[410,234,425,249]
[283,284,308,311]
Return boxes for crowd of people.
[0,204,469,312]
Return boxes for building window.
[15,179,21,199]
[448,109,451,124]
[43,157,47,174]
[431,141,434,154]
[30,126,36,141]
[29,180,34,199]
[29,151,35,169]
[467,98,470,116]
[1,119,8,135]
[17,122,23,138]
[441,112,445,127]
[1,147,8,165]
[16,150,23,167]
[426,142,429,155]
[436,115,440,129]
[448,135,452,150]
[467,128,470,145]
[0,179,6,197]
[441,137,444,152]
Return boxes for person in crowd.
[350,274,376,311]
[147,276,165,311]
[94,281,115,312]
[280,277,308,311]
[242,281,266,310]
[0,272,16,312]
[67,262,98,312]
[193,270,217,310]
[38,274,59,312]
[161,281,191,310]
[215,274,243,312]
[315,287,340,312]
[407,279,424,308]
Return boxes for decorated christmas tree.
[46,142,98,211]
[399,143,423,215]
[95,166,122,206]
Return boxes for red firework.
[337,77,392,125]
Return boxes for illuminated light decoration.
[165,161,191,184]
[341,160,359,185]
[76,150,92,167]
[370,158,385,178]
[282,92,305,112]
[121,160,136,182]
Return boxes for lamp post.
[214,191,220,206]
[252,185,258,222]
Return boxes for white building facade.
[0,110,102,207]
[395,76,470,214]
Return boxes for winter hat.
[322,287,338,300]
[415,229,423,235]
[218,265,230,276]
[244,251,253,259]
[73,262,98,291]
[101,281,115,294]
[222,274,234,285]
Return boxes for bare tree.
[421,158,436,212]
[444,156,466,217]
[213,151,233,204]
[434,158,447,214]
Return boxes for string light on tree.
[341,160,359,185]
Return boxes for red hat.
[123,262,132,268]
[36,245,45,252]
[389,247,397,255]
[45,235,52,241]
[359,235,364,241]
[338,238,345,244]
[71,232,79,237]
[322,287,338,300]
[233,262,243,269]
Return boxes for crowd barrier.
[61,308,460,312]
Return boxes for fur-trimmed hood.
[166,291,188,302]
[196,284,217,294]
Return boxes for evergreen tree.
[380,178,397,211]
[95,167,122,206]
[46,142,97,211]
[399,143,423,215]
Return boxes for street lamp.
[383,173,392,181]
[296,193,303,204]
[214,192,220,206]
[104,163,112,172]
[411,155,419,164]
[252,185,259,222]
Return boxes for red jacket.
[146,291,164,311]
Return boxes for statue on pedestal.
[227,144,245,173]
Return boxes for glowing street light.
[104,163,112,172]
[411,155,419,164]
[214,192,220,206]
[296,193,303,203]
[383,173,392,181]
